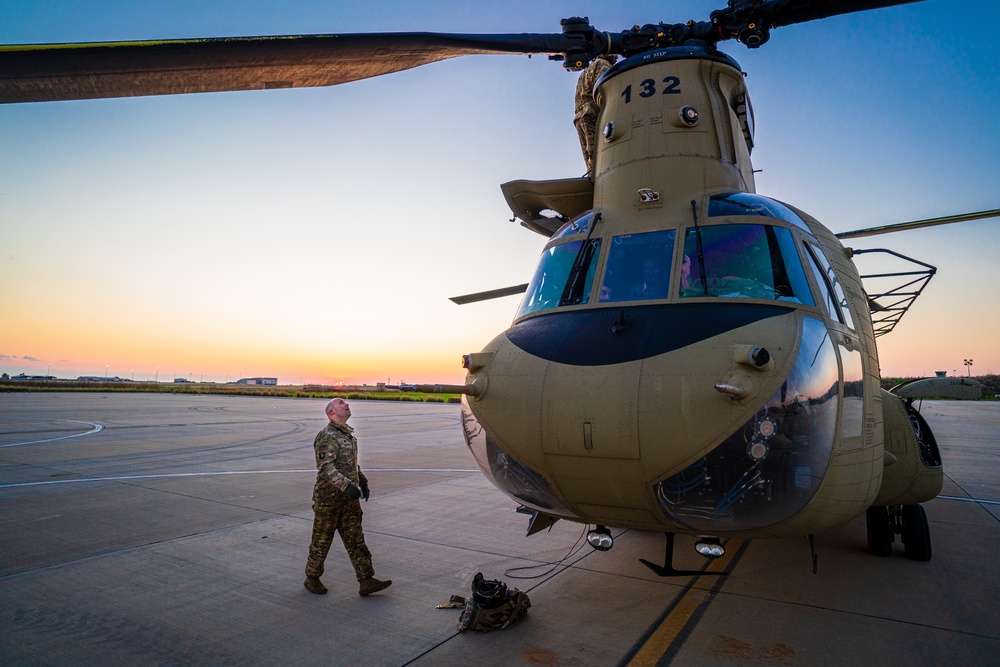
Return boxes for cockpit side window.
[680,224,813,304]
[599,229,675,303]
[804,243,855,329]
[804,244,840,322]
[516,238,603,318]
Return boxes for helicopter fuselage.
[459,45,941,540]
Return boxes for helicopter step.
[639,532,730,577]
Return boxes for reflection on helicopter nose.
[655,317,838,532]
[461,401,575,519]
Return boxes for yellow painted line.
[626,539,745,667]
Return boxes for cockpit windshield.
[516,238,602,318]
[680,224,814,305]
[517,217,816,317]
[599,229,676,303]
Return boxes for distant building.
[935,371,948,377]
[237,377,278,386]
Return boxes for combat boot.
[304,576,328,595]
[359,577,392,596]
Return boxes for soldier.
[304,397,391,596]
[574,54,618,175]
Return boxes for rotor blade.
[764,0,925,28]
[0,32,566,103]
[449,284,529,305]
[836,208,1000,240]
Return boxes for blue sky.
[2,1,998,383]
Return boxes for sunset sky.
[2,0,998,385]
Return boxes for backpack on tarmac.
[456,573,531,632]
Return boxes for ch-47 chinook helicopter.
[3,0,997,575]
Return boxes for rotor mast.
[560,0,925,68]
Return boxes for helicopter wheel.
[865,505,892,557]
[901,504,932,561]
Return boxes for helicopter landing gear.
[865,504,931,561]
[900,504,932,561]
[865,505,892,557]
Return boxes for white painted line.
[937,495,1000,506]
[0,467,477,489]
[0,419,103,447]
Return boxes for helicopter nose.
[459,306,842,533]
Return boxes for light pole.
[964,359,973,377]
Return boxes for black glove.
[345,483,362,500]
[361,484,370,502]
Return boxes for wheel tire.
[866,505,892,557]
[901,504,932,561]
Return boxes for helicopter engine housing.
[873,389,943,506]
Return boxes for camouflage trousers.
[305,494,374,582]
[574,113,598,174]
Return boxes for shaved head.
[325,397,352,424]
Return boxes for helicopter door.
[540,361,641,460]
[500,177,595,238]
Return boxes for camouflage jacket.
[312,420,368,499]
[574,57,613,122]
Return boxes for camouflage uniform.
[304,420,375,582]
[574,56,615,175]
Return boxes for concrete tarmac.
[1,393,998,666]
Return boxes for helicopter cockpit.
[515,193,829,320]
